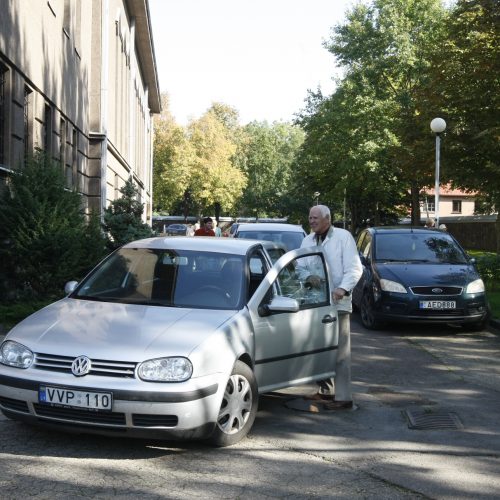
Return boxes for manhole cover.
[404,408,463,430]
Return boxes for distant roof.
[421,185,477,197]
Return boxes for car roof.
[122,236,282,256]
[236,223,305,232]
[365,226,447,235]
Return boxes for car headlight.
[138,357,193,382]
[0,341,34,368]
[380,279,407,294]
[466,278,485,294]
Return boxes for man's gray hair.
[314,204,331,220]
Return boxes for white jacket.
[300,226,363,312]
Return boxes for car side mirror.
[64,281,79,295]
[267,296,300,313]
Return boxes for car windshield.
[237,230,303,251]
[73,248,246,309]
[375,233,468,264]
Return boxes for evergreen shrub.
[0,152,107,301]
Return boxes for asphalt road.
[1,317,499,499]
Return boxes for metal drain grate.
[404,408,464,430]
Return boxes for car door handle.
[322,315,337,323]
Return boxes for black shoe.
[323,400,353,410]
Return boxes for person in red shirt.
[194,217,215,236]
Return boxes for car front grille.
[410,286,463,296]
[132,414,178,427]
[33,404,127,425]
[31,404,179,429]
[0,396,30,413]
[34,353,137,378]
[416,308,465,316]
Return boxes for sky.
[148,0,357,125]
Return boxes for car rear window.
[374,233,467,264]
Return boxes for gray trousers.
[318,312,352,401]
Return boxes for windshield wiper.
[378,259,409,263]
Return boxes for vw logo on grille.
[71,356,91,377]
[432,288,443,294]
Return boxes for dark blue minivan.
[352,227,489,330]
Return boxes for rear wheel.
[208,361,258,447]
[360,291,383,330]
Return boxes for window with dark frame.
[23,86,32,160]
[72,128,78,190]
[59,118,65,164]
[452,200,462,213]
[423,200,435,212]
[0,63,6,164]
[43,103,52,153]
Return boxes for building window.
[43,103,52,153]
[23,86,32,160]
[59,118,66,165]
[423,201,435,213]
[452,200,462,213]
[72,128,78,190]
[0,63,7,164]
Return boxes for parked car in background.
[352,227,489,330]
[0,237,337,446]
[166,223,187,236]
[233,223,307,251]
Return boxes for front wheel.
[360,291,383,330]
[208,361,258,447]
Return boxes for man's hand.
[332,287,347,302]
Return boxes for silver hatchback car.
[0,237,337,446]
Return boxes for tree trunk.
[373,201,380,226]
[410,183,421,226]
[349,200,358,235]
[496,213,500,254]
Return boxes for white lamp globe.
[430,118,446,134]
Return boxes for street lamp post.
[313,192,320,205]
[430,118,446,227]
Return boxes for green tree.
[103,177,154,250]
[153,94,194,213]
[325,0,447,225]
[186,107,247,215]
[426,0,499,249]
[0,153,107,300]
[295,78,406,231]
[237,121,305,218]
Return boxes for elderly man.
[301,204,362,410]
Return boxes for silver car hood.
[6,298,237,361]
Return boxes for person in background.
[439,223,448,231]
[425,218,435,228]
[301,204,362,410]
[194,217,215,236]
[214,221,222,237]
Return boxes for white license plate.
[419,300,456,310]
[39,386,112,411]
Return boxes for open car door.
[247,246,338,393]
